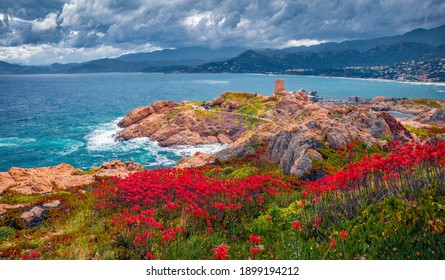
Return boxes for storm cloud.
[0,0,444,64]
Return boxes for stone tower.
[274,79,285,94]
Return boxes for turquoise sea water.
[0,73,444,172]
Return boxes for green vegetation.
[412,98,442,109]
[405,125,445,138]
[313,140,388,174]
[71,167,101,176]
[0,141,443,260]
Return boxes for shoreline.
[246,72,445,87]
[1,71,445,86]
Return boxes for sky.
[0,0,444,65]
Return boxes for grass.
[312,140,388,174]
[71,167,101,176]
[405,125,445,138]
[411,98,442,109]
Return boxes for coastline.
[245,72,445,87]
[2,70,445,87]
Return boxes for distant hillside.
[117,47,246,65]
[0,61,26,74]
[282,24,445,53]
[1,25,444,77]
[66,59,149,73]
[185,42,445,73]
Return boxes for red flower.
[330,239,336,250]
[339,231,347,239]
[213,244,230,260]
[292,221,301,231]
[207,227,213,233]
[250,246,259,259]
[249,235,260,244]
[315,217,322,224]
[146,252,154,260]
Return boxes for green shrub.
[0,226,16,242]
[231,167,260,179]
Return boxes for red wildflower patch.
[250,246,260,260]
[292,221,301,231]
[249,235,260,244]
[213,244,230,260]
[146,252,154,260]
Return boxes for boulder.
[0,203,27,215]
[20,206,45,224]
[0,172,16,194]
[176,152,215,169]
[151,100,177,112]
[119,114,165,140]
[95,159,145,177]
[222,100,241,110]
[217,134,233,144]
[117,106,155,128]
[290,149,323,177]
[266,131,323,175]
[417,109,445,124]
[42,200,61,208]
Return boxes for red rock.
[176,152,214,169]
[0,160,145,195]
[117,106,155,128]
[217,134,233,144]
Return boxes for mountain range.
[0,24,444,75]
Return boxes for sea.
[1,73,444,172]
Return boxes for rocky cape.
[118,90,423,177]
[0,159,145,195]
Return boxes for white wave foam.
[85,118,122,151]
[168,144,228,157]
[57,140,84,156]
[0,137,36,147]
[85,118,228,167]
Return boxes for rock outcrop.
[0,160,145,195]
[118,90,414,177]
[414,109,445,124]
[117,93,257,146]
[213,94,412,176]
[0,163,93,195]
[97,159,146,177]
[20,206,45,224]
[176,152,214,169]
[361,98,438,115]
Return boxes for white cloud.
[1,0,445,64]
[282,39,327,48]
[181,11,214,29]
[32,12,58,31]
[0,43,160,65]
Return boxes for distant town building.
[348,96,364,103]
[374,96,386,101]
[308,91,321,103]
